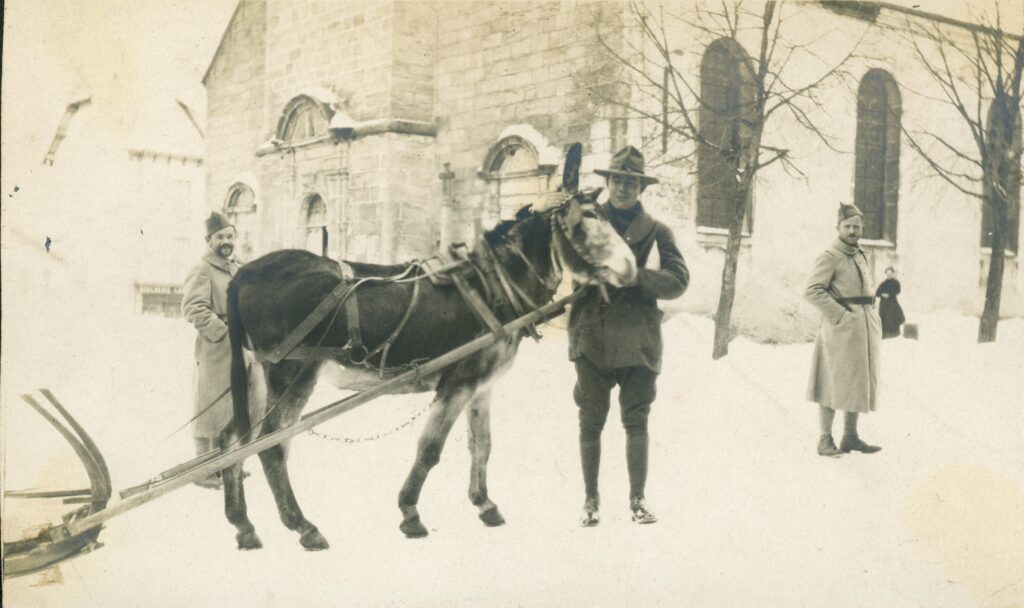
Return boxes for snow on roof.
[35,88,206,165]
[121,93,206,159]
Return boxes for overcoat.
[568,202,689,373]
[182,251,263,439]
[804,239,881,413]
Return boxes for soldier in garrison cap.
[563,146,689,527]
[181,212,264,488]
[804,203,883,457]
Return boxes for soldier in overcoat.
[182,212,264,487]
[566,146,689,526]
[804,203,882,457]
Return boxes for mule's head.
[482,190,636,300]
[547,189,637,287]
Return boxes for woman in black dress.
[876,267,905,338]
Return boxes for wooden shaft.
[65,289,584,537]
[5,488,94,499]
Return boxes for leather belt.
[837,296,876,305]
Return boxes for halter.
[482,191,606,322]
[550,192,607,270]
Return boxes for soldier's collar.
[831,239,862,256]
[202,250,236,270]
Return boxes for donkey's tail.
[227,278,252,438]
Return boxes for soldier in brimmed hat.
[182,212,263,488]
[804,203,883,457]
[566,146,689,526]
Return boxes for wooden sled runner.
[1,290,583,578]
[3,390,112,578]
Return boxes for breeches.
[573,356,658,439]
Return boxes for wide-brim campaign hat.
[594,145,659,185]
[205,211,234,237]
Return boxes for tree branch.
[903,127,984,199]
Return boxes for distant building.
[203,0,1022,327]
[4,91,206,319]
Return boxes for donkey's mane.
[482,204,544,248]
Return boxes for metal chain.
[306,401,431,444]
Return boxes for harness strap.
[451,271,507,339]
[340,262,366,362]
[467,255,496,304]
[281,347,351,360]
[367,274,422,377]
[261,278,357,364]
[482,240,543,341]
[473,246,514,315]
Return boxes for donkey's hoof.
[300,528,330,551]
[479,506,506,527]
[236,530,263,551]
[400,514,429,538]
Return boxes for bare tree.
[588,1,863,359]
[900,12,1023,343]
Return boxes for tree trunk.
[978,203,1006,343]
[712,180,752,360]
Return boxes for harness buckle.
[348,343,370,365]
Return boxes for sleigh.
[0,287,586,578]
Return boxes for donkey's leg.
[466,390,504,527]
[218,430,262,550]
[398,385,471,538]
[258,362,330,550]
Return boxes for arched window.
[981,103,1021,253]
[480,136,554,221]
[278,97,329,143]
[224,183,257,261]
[854,69,901,243]
[226,183,255,210]
[303,194,328,256]
[698,38,755,232]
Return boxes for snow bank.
[3,307,1022,608]
[729,273,818,344]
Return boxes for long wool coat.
[804,239,881,413]
[182,251,263,439]
[568,202,689,373]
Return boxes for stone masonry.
[204,0,1023,320]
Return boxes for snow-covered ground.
[2,307,1023,607]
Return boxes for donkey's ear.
[515,204,533,220]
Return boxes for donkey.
[222,191,637,550]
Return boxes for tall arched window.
[480,136,554,221]
[854,69,901,243]
[698,38,756,232]
[303,194,328,256]
[224,183,257,260]
[981,103,1021,253]
[278,97,329,143]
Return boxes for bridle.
[483,190,608,320]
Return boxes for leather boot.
[580,496,600,527]
[817,434,843,457]
[840,435,881,454]
[630,497,657,524]
[580,438,601,527]
[626,432,649,502]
